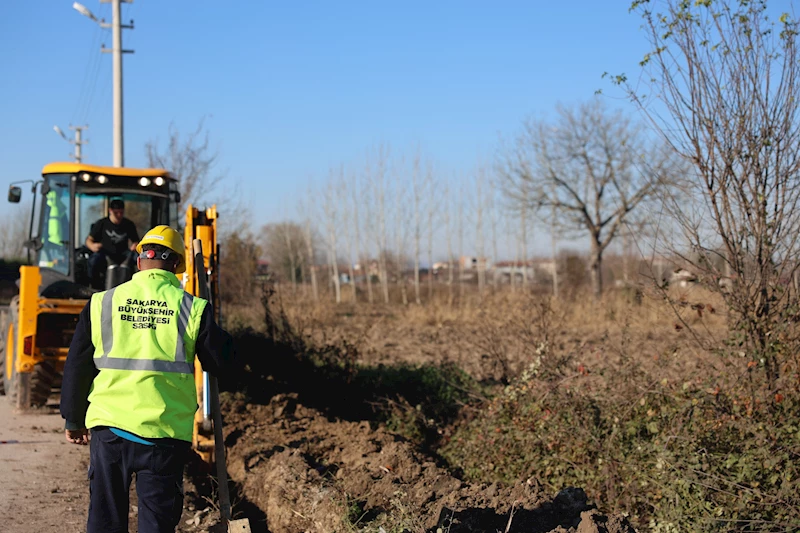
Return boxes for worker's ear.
[136,257,141,270]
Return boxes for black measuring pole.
[192,239,232,523]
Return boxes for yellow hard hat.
[136,225,186,274]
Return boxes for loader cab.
[9,163,180,295]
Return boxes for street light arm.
[53,125,67,141]
[73,2,99,22]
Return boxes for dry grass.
[243,284,730,383]
[226,281,800,531]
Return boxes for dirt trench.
[182,392,635,533]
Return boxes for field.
[177,282,800,533]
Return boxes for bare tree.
[500,99,676,298]
[626,0,800,385]
[444,183,455,306]
[392,160,411,306]
[508,212,519,291]
[475,168,487,300]
[621,221,631,285]
[262,222,307,287]
[304,220,319,301]
[323,176,341,304]
[339,169,358,302]
[549,185,559,297]
[520,187,531,288]
[359,174,375,304]
[502,175,531,289]
[425,161,439,301]
[412,150,424,305]
[457,185,466,304]
[366,146,391,304]
[0,208,29,260]
[488,178,500,291]
[145,118,225,211]
[350,168,367,305]
[220,219,261,306]
[298,186,320,301]
[283,221,298,293]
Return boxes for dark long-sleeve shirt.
[60,298,236,430]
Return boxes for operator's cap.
[109,198,125,210]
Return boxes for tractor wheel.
[29,361,57,407]
[15,372,31,409]
[2,298,54,409]
[3,297,19,402]
[0,309,7,396]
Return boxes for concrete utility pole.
[53,125,88,163]
[73,1,134,167]
[72,126,85,163]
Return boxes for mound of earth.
[184,393,636,533]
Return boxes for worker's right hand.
[65,428,89,445]
[88,242,102,253]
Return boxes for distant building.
[255,260,270,281]
[459,256,491,271]
[493,260,535,283]
[432,261,450,273]
[670,268,698,288]
[491,259,556,285]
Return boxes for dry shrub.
[468,293,563,385]
[219,231,261,306]
[440,299,800,532]
[224,299,263,333]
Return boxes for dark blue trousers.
[88,428,190,533]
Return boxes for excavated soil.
[172,297,659,532]
[179,392,635,533]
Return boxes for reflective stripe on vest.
[95,288,195,374]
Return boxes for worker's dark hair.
[109,199,125,210]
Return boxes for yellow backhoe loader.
[1,162,220,465]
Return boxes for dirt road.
[0,398,90,533]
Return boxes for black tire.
[3,298,55,409]
[29,360,57,407]
[6,298,50,409]
[0,309,7,396]
[3,297,19,402]
[14,372,29,409]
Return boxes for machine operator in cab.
[85,198,140,289]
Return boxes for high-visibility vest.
[46,191,66,246]
[85,269,208,441]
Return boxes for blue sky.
[0,1,651,256]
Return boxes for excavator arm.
[183,204,220,464]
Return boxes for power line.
[75,0,134,166]
[82,48,106,125]
[71,21,104,125]
[78,3,111,125]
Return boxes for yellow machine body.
[2,163,178,409]
[183,204,220,464]
[4,164,222,466]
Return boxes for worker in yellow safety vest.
[40,189,69,268]
[60,225,236,533]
